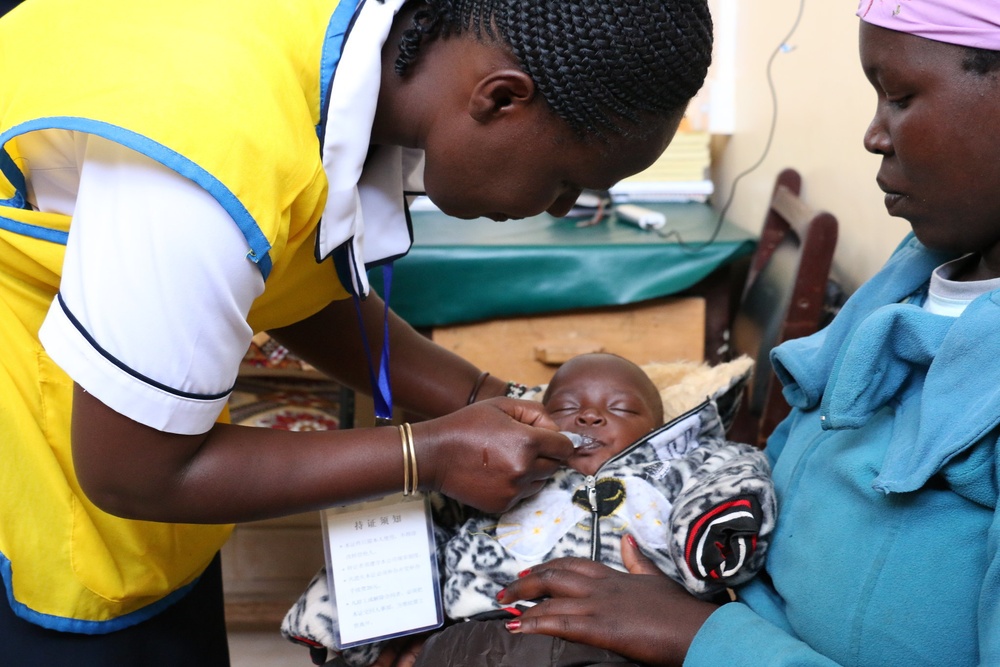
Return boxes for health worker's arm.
[42,134,570,524]
[267,293,511,419]
[72,387,568,524]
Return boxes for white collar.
[317,0,425,297]
[924,254,1000,317]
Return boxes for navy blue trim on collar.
[55,293,234,402]
[360,197,415,273]
[332,238,362,299]
[328,202,415,298]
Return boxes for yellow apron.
[0,0,354,630]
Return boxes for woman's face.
[421,101,682,222]
[543,354,662,477]
[860,22,1000,275]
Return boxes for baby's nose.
[575,411,605,426]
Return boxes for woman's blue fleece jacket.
[686,234,1000,666]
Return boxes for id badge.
[321,492,443,648]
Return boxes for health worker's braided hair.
[392,0,713,138]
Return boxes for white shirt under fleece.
[924,253,1000,317]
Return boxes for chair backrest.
[728,168,838,447]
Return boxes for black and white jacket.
[443,399,776,620]
[282,368,776,666]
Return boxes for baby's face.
[544,354,662,476]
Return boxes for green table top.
[374,202,756,327]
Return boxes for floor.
[229,631,316,667]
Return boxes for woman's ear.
[467,69,537,123]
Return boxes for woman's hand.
[415,397,572,514]
[498,535,719,667]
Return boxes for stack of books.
[610,121,714,203]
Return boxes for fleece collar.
[316,0,425,297]
[771,234,1000,493]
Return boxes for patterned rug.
[229,377,345,431]
[230,335,346,431]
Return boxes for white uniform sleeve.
[33,131,264,435]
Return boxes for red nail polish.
[505,619,521,632]
[518,568,531,578]
[626,534,638,548]
[496,588,506,601]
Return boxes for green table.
[376,202,756,329]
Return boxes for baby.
[286,353,775,666]
[442,353,775,621]
[548,350,668,477]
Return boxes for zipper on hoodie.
[583,474,600,560]
[580,399,712,562]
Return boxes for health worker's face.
[543,354,662,477]
[422,107,681,222]
[860,22,1000,273]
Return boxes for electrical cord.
[655,0,808,251]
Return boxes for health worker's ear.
[467,69,537,123]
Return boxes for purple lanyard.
[352,263,394,425]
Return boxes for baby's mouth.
[560,432,602,450]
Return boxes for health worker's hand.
[414,397,571,514]
[498,535,720,667]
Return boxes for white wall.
[706,0,912,292]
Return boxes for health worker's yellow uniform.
[0,0,416,632]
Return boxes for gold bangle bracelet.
[404,422,418,493]
[399,424,411,496]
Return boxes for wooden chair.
[727,168,839,448]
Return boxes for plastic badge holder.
[321,492,443,649]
